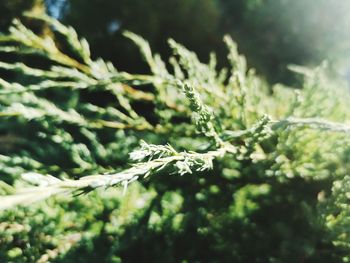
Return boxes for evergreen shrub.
[1,13,350,262]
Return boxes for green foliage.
[1,14,350,262]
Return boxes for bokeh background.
[2,0,350,84]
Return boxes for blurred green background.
[2,0,350,84]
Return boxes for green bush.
[1,13,350,262]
